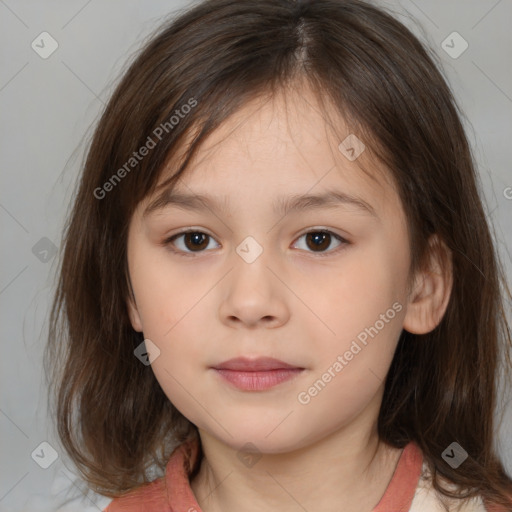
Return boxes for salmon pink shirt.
[103,438,510,512]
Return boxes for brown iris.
[179,230,334,253]
[182,232,210,251]
[305,231,331,252]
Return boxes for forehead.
[145,85,399,220]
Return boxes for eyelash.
[162,228,350,258]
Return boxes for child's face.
[127,86,413,453]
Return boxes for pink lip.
[212,357,304,391]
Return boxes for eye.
[292,230,348,256]
[163,229,349,257]
[164,230,220,256]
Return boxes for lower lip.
[213,368,304,391]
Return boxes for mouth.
[211,357,305,391]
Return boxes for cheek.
[305,236,407,390]
[139,302,212,426]
[320,239,406,340]
[150,357,212,431]
[128,244,214,376]
[129,243,209,337]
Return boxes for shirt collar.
[164,437,423,511]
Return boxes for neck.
[190,401,403,512]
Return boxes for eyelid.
[163,227,350,257]
[163,228,220,257]
[293,228,349,257]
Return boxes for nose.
[218,249,290,329]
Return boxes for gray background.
[1,1,511,510]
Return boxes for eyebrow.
[144,188,378,219]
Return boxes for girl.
[45,0,512,511]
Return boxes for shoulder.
[409,461,511,512]
[103,439,199,512]
[102,476,169,512]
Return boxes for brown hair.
[45,0,512,508]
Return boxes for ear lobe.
[127,296,143,332]
[126,278,143,332]
[403,235,453,335]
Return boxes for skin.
[127,83,452,512]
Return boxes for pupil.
[307,232,329,251]
[186,232,208,251]
[183,231,331,252]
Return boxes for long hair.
[45,0,512,507]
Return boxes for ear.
[126,278,143,332]
[403,234,453,335]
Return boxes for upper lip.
[212,357,302,371]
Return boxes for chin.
[207,425,314,455]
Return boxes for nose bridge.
[230,233,273,296]
[218,233,289,327]
[235,234,266,266]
